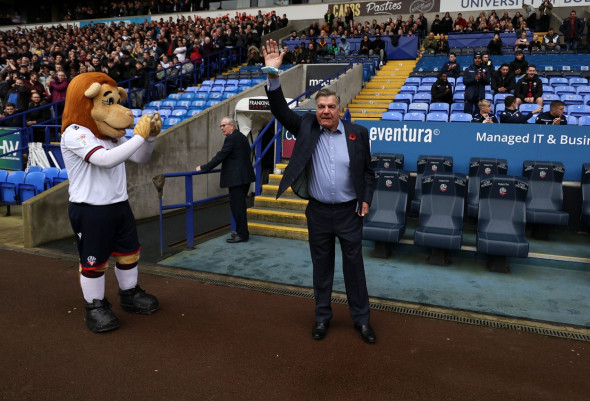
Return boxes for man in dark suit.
[262,39,376,344]
[196,117,255,243]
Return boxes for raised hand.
[261,39,284,71]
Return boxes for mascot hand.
[133,114,152,140]
[149,111,162,137]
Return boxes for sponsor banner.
[442,0,577,13]
[79,16,150,27]
[305,64,349,91]
[358,120,590,180]
[0,129,23,170]
[282,127,296,158]
[330,0,440,19]
[248,98,270,111]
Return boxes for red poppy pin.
[348,133,357,141]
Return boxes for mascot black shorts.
[68,201,141,273]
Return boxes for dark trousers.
[229,184,250,238]
[540,14,550,32]
[305,198,370,325]
[465,98,478,116]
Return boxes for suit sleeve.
[265,83,302,136]
[200,135,234,172]
[361,126,374,206]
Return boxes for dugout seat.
[411,155,453,213]
[363,170,410,258]
[370,153,404,172]
[466,157,508,218]
[476,175,529,273]
[19,172,46,202]
[414,172,466,265]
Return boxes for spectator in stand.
[464,52,490,115]
[370,34,386,63]
[299,42,317,64]
[345,6,354,28]
[509,50,528,77]
[324,8,335,29]
[535,100,567,125]
[539,0,553,32]
[560,10,584,51]
[530,35,543,52]
[515,31,530,52]
[26,92,51,142]
[441,52,461,79]
[471,99,498,123]
[247,46,263,65]
[23,72,46,100]
[431,72,453,105]
[512,12,524,30]
[47,71,69,110]
[328,39,339,55]
[522,3,536,31]
[491,63,516,95]
[431,15,441,35]
[316,37,329,56]
[514,65,543,108]
[487,33,503,55]
[281,44,296,64]
[481,54,494,76]
[3,77,31,112]
[335,36,350,56]
[454,13,466,30]
[543,28,561,52]
[436,33,449,54]
[422,32,438,54]
[417,13,428,38]
[440,12,453,34]
[500,95,541,124]
[359,35,372,56]
[0,102,20,127]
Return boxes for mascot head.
[62,72,134,140]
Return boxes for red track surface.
[1,249,589,401]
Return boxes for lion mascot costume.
[60,72,162,333]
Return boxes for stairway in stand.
[348,59,417,120]
[247,163,309,241]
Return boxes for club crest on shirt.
[87,256,97,266]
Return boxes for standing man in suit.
[196,117,255,243]
[261,39,376,344]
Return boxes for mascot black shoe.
[85,298,120,333]
[120,285,160,314]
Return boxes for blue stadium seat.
[561,94,584,105]
[175,100,191,109]
[160,100,177,109]
[131,109,142,117]
[414,172,466,265]
[422,77,437,85]
[53,169,68,185]
[404,77,421,86]
[171,109,188,118]
[0,170,25,204]
[554,85,576,96]
[569,77,588,87]
[417,85,432,93]
[187,108,204,117]
[157,109,171,118]
[543,86,555,93]
[466,157,508,218]
[576,85,590,96]
[549,77,569,87]
[542,93,560,103]
[413,93,431,103]
[28,166,42,173]
[205,100,221,108]
[185,86,199,92]
[429,103,450,114]
[200,80,214,86]
[194,92,209,100]
[222,92,235,100]
[208,92,223,100]
[162,117,182,129]
[226,79,239,86]
[180,93,195,100]
[567,115,578,125]
[408,103,429,115]
[387,102,408,114]
[399,85,417,94]
[567,105,590,117]
[42,167,60,188]
[238,79,252,86]
[403,112,426,121]
[450,103,464,114]
[454,84,466,92]
[167,93,181,100]
[578,116,590,126]
[142,108,157,116]
[393,93,413,105]
[381,111,403,121]
[493,93,509,105]
[224,85,238,92]
[449,113,471,122]
[19,172,46,202]
[197,86,211,93]
[0,169,7,183]
[522,160,569,227]
[191,100,206,108]
[363,170,410,257]
[476,175,529,273]
[210,85,224,92]
[452,92,465,103]
[411,155,453,213]
[426,112,448,122]
[519,104,541,113]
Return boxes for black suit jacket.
[266,85,374,207]
[200,130,256,188]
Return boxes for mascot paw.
[133,114,151,140]
[149,111,162,137]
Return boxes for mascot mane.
[61,72,118,139]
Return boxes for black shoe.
[85,298,119,333]
[312,321,329,340]
[354,324,377,344]
[119,285,160,314]
[226,235,248,243]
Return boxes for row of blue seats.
[387,102,590,117]
[0,167,68,205]
[365,155,577,271]
[404,76,590,89]
[382,110,590,125]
